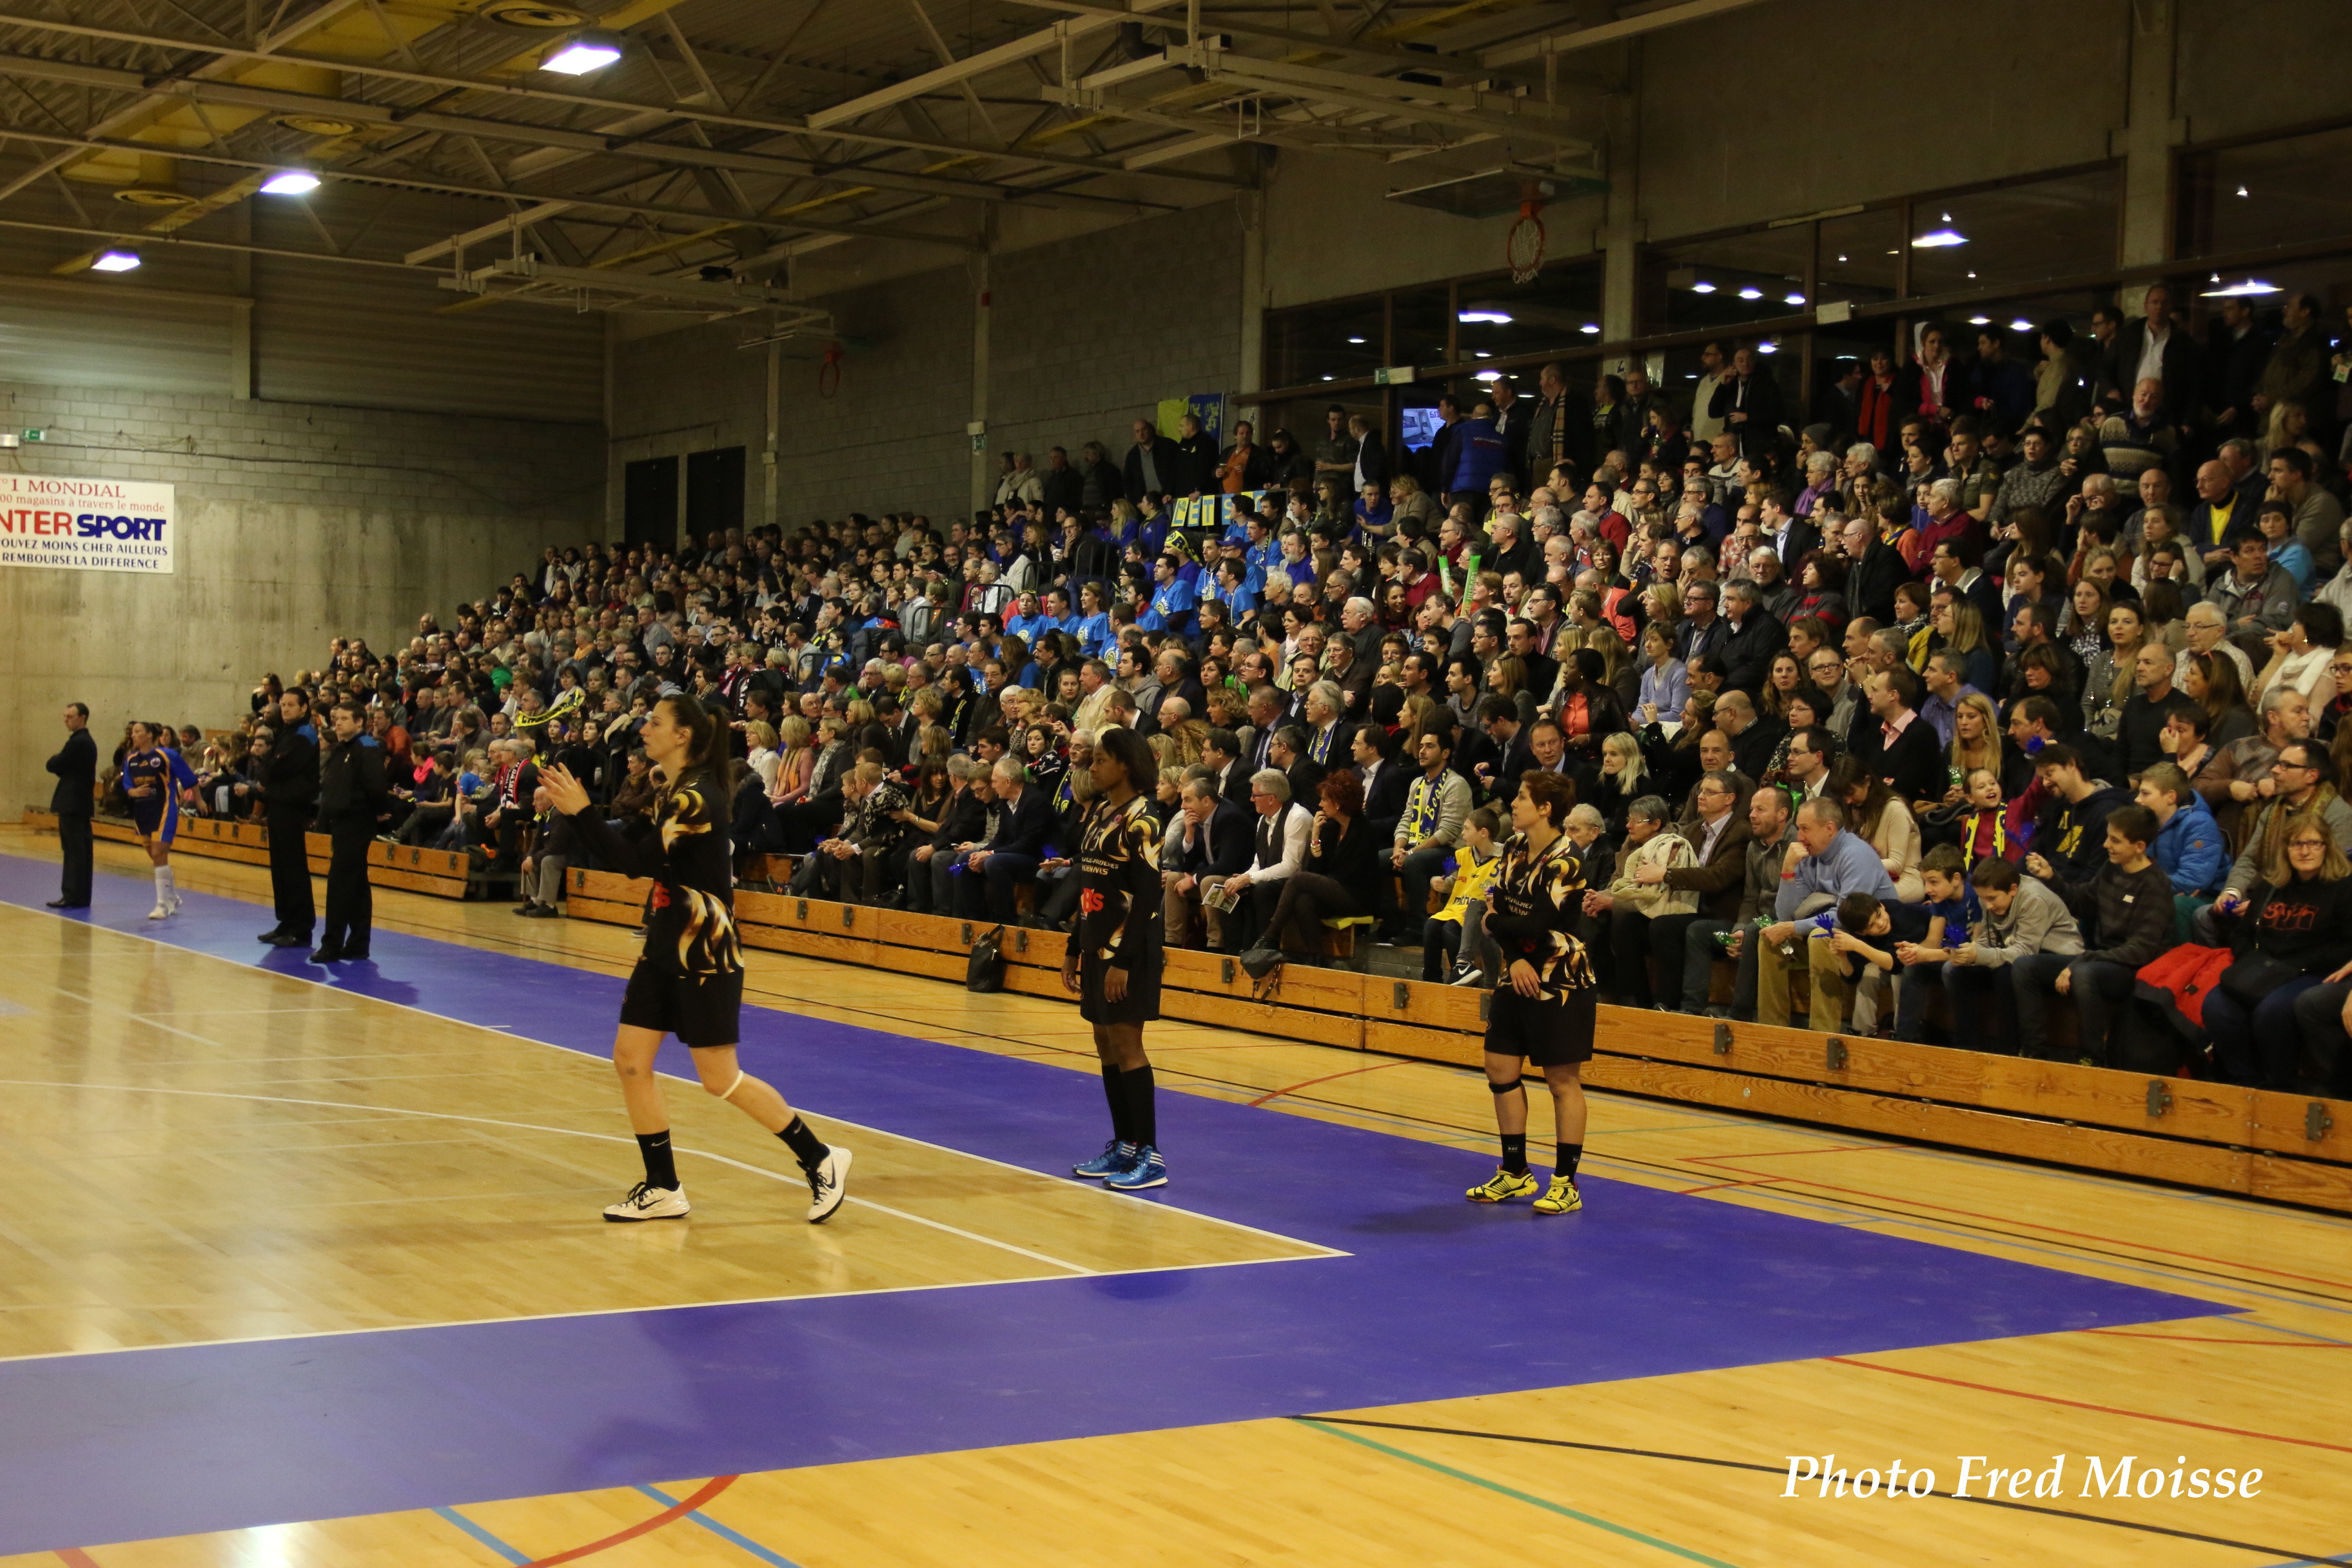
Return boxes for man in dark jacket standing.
[251,689,320,948]
[46,701,97,908]
[313,699,389,963]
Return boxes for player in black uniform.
[1465,770,1597,1215]
[1061,725,1168,1191]
[541,692,850,1224]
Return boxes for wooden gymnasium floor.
[0,825,2348,1568]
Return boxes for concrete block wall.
[0,380,602,810]
[988,201,1244,464]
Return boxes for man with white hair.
[1747,546,1798,623]
[2175,600,2255,692]
[1301,680,1355,769]
[1340,595,1380,662]
[1224,767,1314,950]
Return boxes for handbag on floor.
[965,926,1005,992]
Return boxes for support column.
[2116,0,2182,295]
[968,221,995,513]
[1595,54,1642,371]
[226,204,252,400]
[764,337,781,531]
[1237,189,1266,406]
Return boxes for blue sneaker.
[1104,1146,1167,1191]
[1073,1140,1139,1179]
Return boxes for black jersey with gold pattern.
[1482,830,1595,1001]
[566,774,743,978]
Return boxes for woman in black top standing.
[543,692,850,1225]
[1062,725,1168,1191]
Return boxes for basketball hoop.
[1505,198,1547,284]
[817,340,844,399]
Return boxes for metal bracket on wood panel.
[1393,981,1410,1010]
[2309,1101,2336,1142]
[2146,1079,2173,1118]
[841,905,856,929]
[1713,1021,1732,1055]
[961,922,974,945]
[1015,929,1030,953]
[796,899,808,920]
[1479,991,1491,1022]
[1220,957,1235,984]
[1825,1037,1848,1071]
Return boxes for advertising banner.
[0,474,175,574]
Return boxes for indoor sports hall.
[3,1,2352,1563]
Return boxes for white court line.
[10,897,1345,1259]
[0,1078,1099,1279]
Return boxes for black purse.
[2217,952,2300,1009]
[965,926,1005,992]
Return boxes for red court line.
[519,1475,738,1567]
[1247,1059,1413,1107]
[2082,1330,2352,1348]
[1677,1177,1793,1196]
[1825,1357,2352,1455]
[1679,1161,2352,1294]
[54,1549,102,1568]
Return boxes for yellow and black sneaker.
[1466,1167,1540,1204]
[1533,1176,1583,1215]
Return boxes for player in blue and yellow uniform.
[120,720,199,919]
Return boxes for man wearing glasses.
[1672,580,1728,666]
[2207,741,2352,937]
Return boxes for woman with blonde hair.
[743,720,781,794]
[1389,471,1438,533]
[770,715,816,806]
[1588,730,1649,834]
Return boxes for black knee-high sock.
[778,1115,829,1170]
[1500,1133,1529,1174]
[1556,1141,1583,1180]
[1100,1063,1130,1143]
[1122,1063,1157,1148]
[636,1130,678,1190]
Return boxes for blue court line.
[636,1484,803,1567]
[429,1505,529,1565]
[1296,1419,1745,1567]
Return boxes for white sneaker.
[166,894,183,916]
[146,901,170,921]
[805,1146,851,1224]
[602,1181,690,1222]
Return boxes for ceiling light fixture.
[2236,185,2250,197]
[260,170,320,195]
[1836,254,1848,262]
[1690,282,1716,294]
[1737,287,1763,300]
[2010,318,2035,333]
[1756,341,1778,354]
[92,249,141,272]
[542,32,622,74]
[1457,310,1512,324]
[1912,229,1967,248]
[1346,336,1366,344]
[2202,279,2282,297]
[1579,324,1600,335]
[1968,315,1991,326]
[1783,293,1805,306]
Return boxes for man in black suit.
[1299,682,1357,772]
[1489,376,1535,491]
[313,700,390,963]
[1202,728,1252,805]
[1849,666,1945,803]
[968,755,1055,923]
[46,701,96,908]
[1471,694,1534,805]
[1353,724,1411,845]
[1162,774,1254,950]
[1270,724,1324,813]
[249,689,320,948]
[2099,282,2201,438]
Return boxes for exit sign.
[21,428,44,442]
[1373,366,1415,386]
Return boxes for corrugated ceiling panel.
[251,256,603,422]
[0,279,235,395]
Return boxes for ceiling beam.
[0,124,986,254]
[806,0,1186,131]
[0,48,1169,211]
[1480,0,1772,66]
[0,7,1243,191]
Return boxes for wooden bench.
[26,810,480,901]
[551,885,2352,1215]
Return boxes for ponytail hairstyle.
[655,691,727,794]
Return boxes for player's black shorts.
[619,962,744,1048]
[1079,950,1161,1026]
[1482,985,1596,1067]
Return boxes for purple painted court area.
[0,855,2228,1553]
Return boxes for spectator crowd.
[115,286,2352,1099]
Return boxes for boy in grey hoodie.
[1941,856,2083,1054]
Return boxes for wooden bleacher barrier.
[546,882,2352,1215]
[28,810,475,901]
